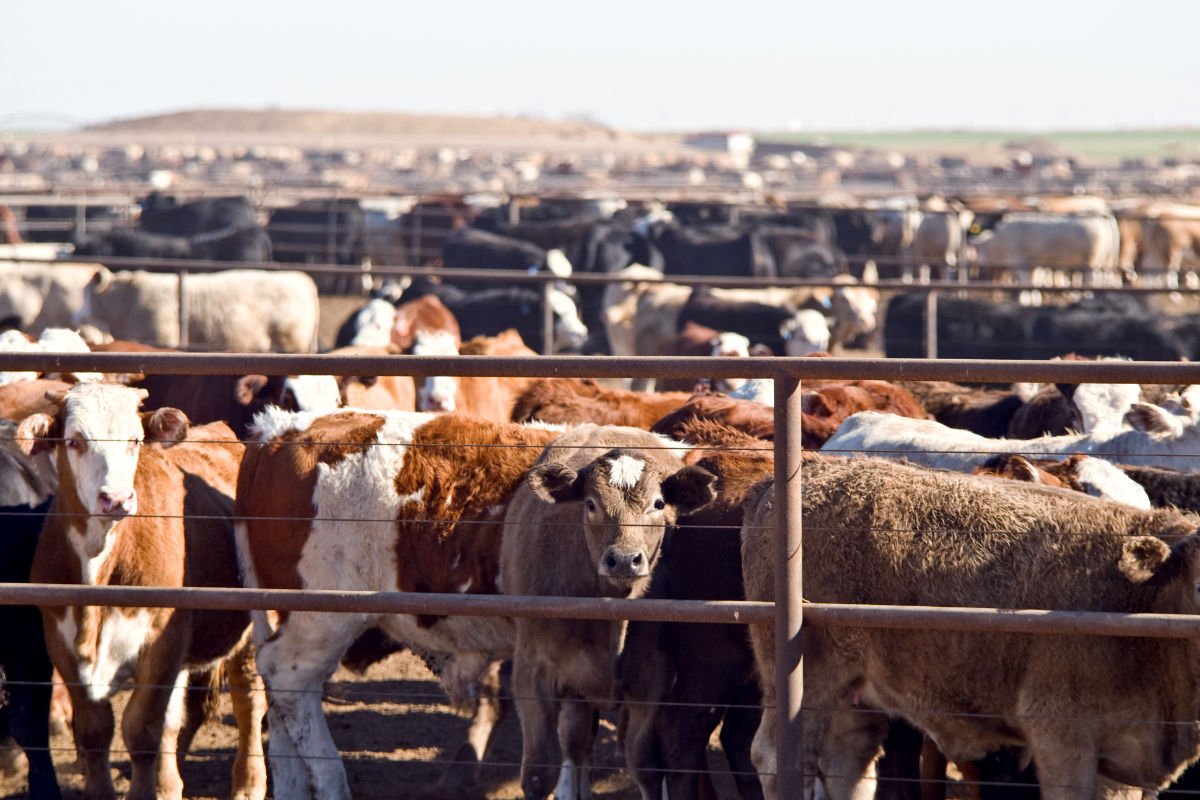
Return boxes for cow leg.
[123,661,186,800]
[68,689,117,800]
[514,652,561,800]
[554,700,597,800]
[661,704,721,800]
[1026,733,1095,800]
[750,709,779,800]
[256,611,367,800]
[434,658,507,793]
[225,641,268,800]
[620,701,664,800]
[818,706,889,800]
[720,703,766,800]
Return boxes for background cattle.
[79,268,320,352]
[267,199,368,293]
[0,261,110,335]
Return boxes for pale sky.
[4,0,1197,132]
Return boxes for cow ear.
[236,374,270,406]
[44,388,69,406]
[1118,536,1174,584]
[1124,403,1182,435]
[143,407,190,447]
[662,465,718,514]
[527,462,583,504]
[16,412,61,456]
[1010,456,1041,484]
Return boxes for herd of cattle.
[4,190,1200,799]
[5,303,1200,799]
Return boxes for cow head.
[1119,535,1200,615]
[412,329,461,413]
[236,374,342,416]
[17,384,190,547]
[527,449,716,591]
[547,285,589,353]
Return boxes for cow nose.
[600,548,648,579]
[420,395,455,413]
[97,490,136,518]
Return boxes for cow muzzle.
[97,489,136,519]
[599,547,649,580]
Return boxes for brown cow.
[742,456,1200,800]
[512,378,693,428]
[651,394,777,442]
[19,383,265,800]
[235,409,564,798]
[500,425,718,799]
[391,293,462,352]
[0,378,72,420]
[446,330,540,421]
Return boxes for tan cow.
[511,377,693,428]
[500,425,718,799]
[742,456,1200,800]
[19,383,265,800]
[235,410,565,799]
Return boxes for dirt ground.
[0,649,756,799]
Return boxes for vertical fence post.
[773,372,804,799]
[541,279,555,355]
[924,289,939,360]
[177,269,189,350]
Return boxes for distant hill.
[84,108,625,141]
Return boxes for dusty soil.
[0,649,753,799]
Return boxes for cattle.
[911,200,973,282]
[20,204,122,244]
[431,329,540,421]
[678,288,830,357]
[821,405,1196,495]
[137,193,258,237]
[19,384,266,800]
[406,281,587,354]
[79,269,320,352]
[333,297,396,349]
[651,394,777,442]
[970,212,1121,292]
[234,410,565,798]
[741,456,1200,800]
[655,223,776,278]
[657,321,752,393]
[441,226,573,291]
[499,425,718,799]
[755,225,847,278]
[884,293,1193,361]
[619,441,773,800]
[0,261,110,335]
[321,345,416,411]
[267,199,368,293]
[0,419,62,799]
[1118,464,1200,513]
[1137,204,1200,288]
[391,294,462,352]
[73,226,273,265]
[0,379,72,420]
[0,327,103,386]
[971,453,1152,508]
[511,378,693,428]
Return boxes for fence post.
[773,373,804,799]
[541,280,555,355]
[924,289,939,360]
[177,269,189,349]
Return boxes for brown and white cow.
[440,329,540,421]
[500,425,718,800]
[234,409,565,799]
[19,383,266,800]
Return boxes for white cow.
[0,261,111,334]
[972,213,1122,298]
[78,269,320,352]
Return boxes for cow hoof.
[0,740,27,777]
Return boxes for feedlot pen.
[2,351,1200,800]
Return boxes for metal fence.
[3,351,1200,797]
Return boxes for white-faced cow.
[19,383,266,800]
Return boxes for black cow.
[441,227,572,293]
[403,280,588,354]
[0,422,62,799]
[618,460,765,800]
[655,224,776,278]
[884,293,1190,361]
[677,288,812,356]
[72,227,271,265]
[267,199,368,293]
[755,225,847,278]
[137,193,257,237]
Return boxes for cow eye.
[585,498,597,513]
[128,439,141,452]
[653,498,665,511]
[66,437,83,450]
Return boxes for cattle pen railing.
[5,353,1200,797]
